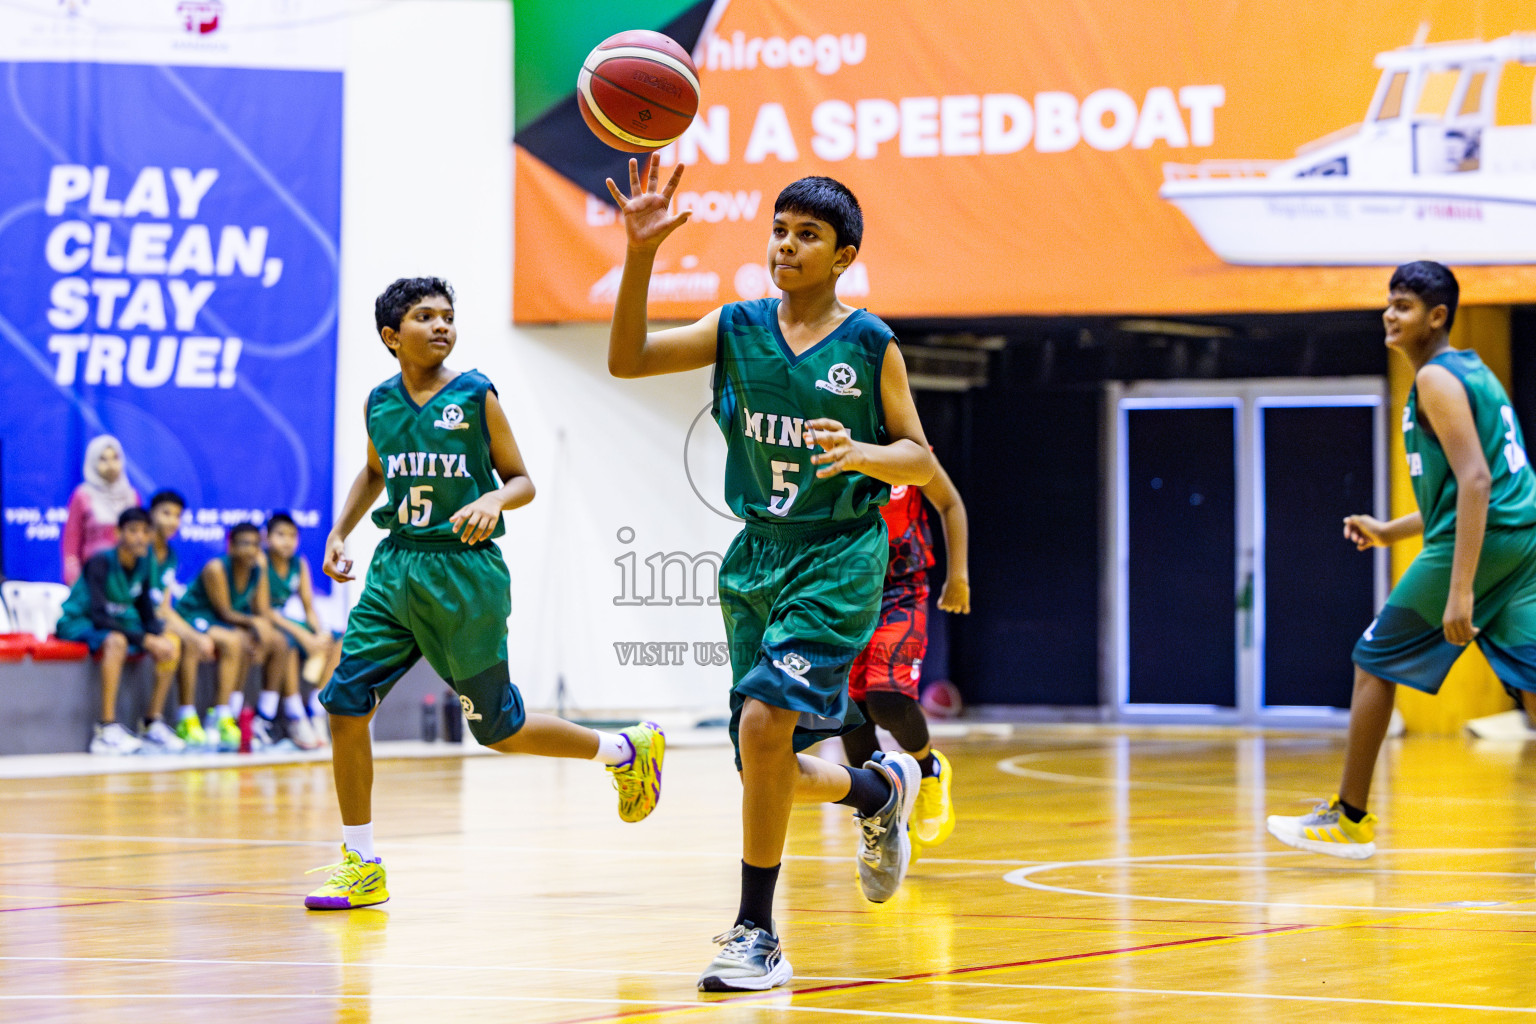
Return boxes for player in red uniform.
[844,454,969,857]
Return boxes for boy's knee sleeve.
[865,690,931,752]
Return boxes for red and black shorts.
[848,580,928,702]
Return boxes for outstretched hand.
[606,153,691,252]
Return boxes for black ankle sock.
[1338,799,1367,823]
[736,860,780,935]
[835,765,892,818]
[916,752,937,777]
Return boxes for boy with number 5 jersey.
[303,277,664,911]
[607,157,936,991]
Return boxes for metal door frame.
[1104,378,1387,726]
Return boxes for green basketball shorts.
[719,511,888,769]
[1354,527,1536,696]
[321,536,525,744]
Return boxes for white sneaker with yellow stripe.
[1266,796,1377,859]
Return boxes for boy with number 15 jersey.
[302,277,664,912]
[607,158,937,991]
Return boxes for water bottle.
[421,694,438,742]
[442,690,463,743]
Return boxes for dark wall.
[895,309,1395,709]
[915,387,1102,706]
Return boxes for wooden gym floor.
[2,728,1535,1023]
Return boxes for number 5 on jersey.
[398,484,433,527]
[767,461,800,517]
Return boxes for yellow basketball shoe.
[1266,796,1377,859]
[913,749,957,847]
[304,846,390,910]
[609,721,665,822]
[175,713,206,748]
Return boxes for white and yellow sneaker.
[1266,796,1377,859]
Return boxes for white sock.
[214,703,231,721]
[178,705,198,722]
[342,823,375,861]
[593,731,634,767]
[308,692,324,717]
[257,690,280,720]
[283,694,306,721]
[228,692,244,717]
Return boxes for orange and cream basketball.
[577,30,700,152]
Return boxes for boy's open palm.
[606,154,690,251]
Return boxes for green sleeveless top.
[267,556,303,611]
[145,544,180,609]
[176,555,259,622]
[367,369,505,546]
[60,550,152,632]
[1405,349,1536,542]
[712,299,891,526]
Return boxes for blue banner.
[0,61,341,588]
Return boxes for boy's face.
[228,530,261,565]
[267,522,299,560]
[767,211,856,294]
[119,520,152,559]
[150,502,182,541]
[383,295,455,366]
[1384,288,1446,350]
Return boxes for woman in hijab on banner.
[61,435,141,585]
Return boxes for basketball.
[577,30,700,152]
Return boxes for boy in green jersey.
[304,277,664,912]
[55,508,181,754]
[259,511,334,750]
[1269,262,1536,859]
[607,157,937,991]
[143,488,205,751]
[175,523,285,751]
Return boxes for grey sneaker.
[855,751,920,903]
[697,922,792,992]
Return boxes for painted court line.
[0,831,1043,868]
[922,981,1536,1014]
[0,954,901,986]
[0,994,1044,1024]
[1007,849,1536,914]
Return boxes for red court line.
[0,891,229,914]
[542,923,1313,1024]
[787,906,1304,927]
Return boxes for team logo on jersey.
[814,362,862,397]
[772,651,813,684]
[459,695,482,721]
[434,403,469,431]
[890,485,908,500]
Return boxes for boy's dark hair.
[374,277,454,357]
[774,177,863,252]
[265,511,298,533]
[118,507,152,530]
[148,488,186,513]
[1390,260,1459,333]
[228,522,260,543]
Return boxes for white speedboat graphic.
[1161,30,1536,265]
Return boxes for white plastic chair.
[1,581,71,640]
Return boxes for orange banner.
[514,0,1536,322]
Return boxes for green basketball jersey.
[367,369,505,545]
[60,550,151,632]
[176,555,260,621]
[1405,349,1536,542]
[268,555,303,610]
[711,299,891,525]
[145,543,180,608]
